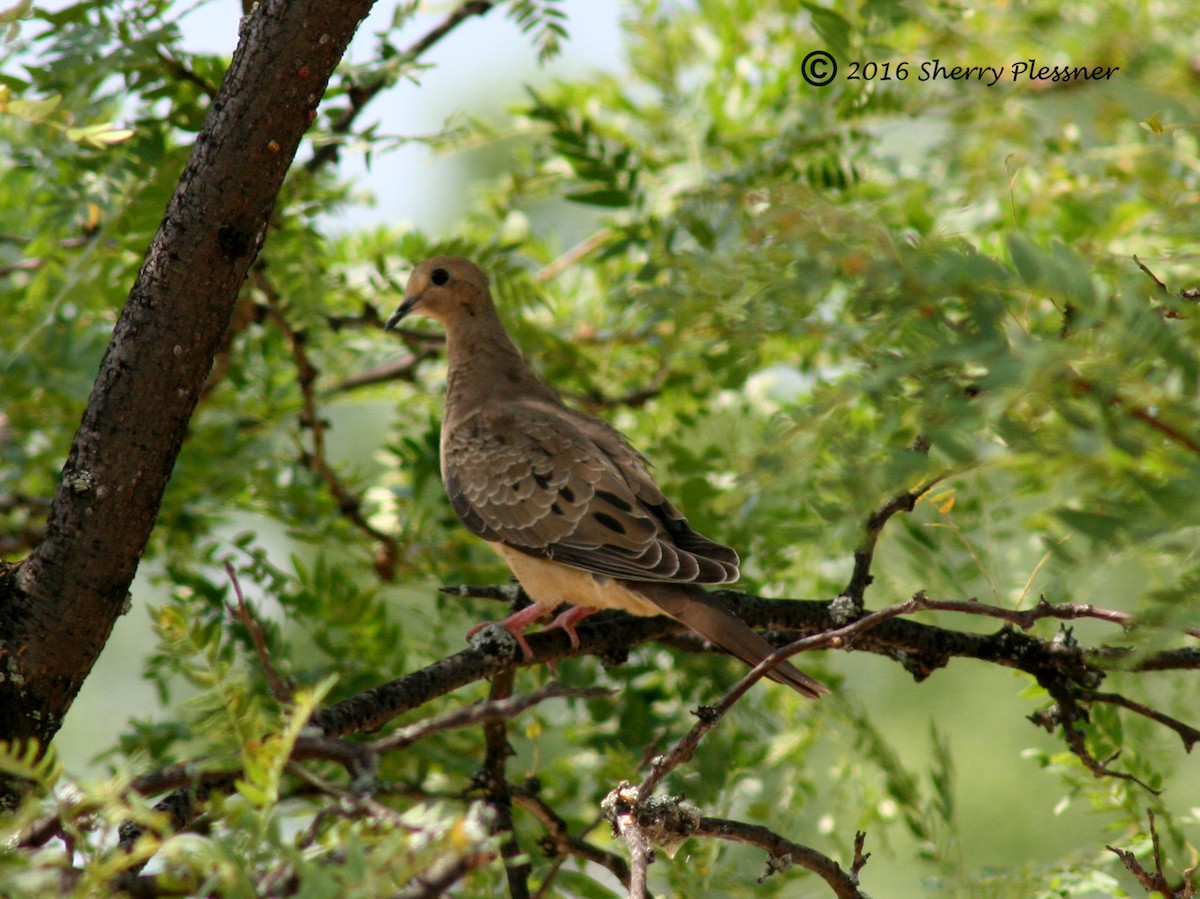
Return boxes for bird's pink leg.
[544,605,598,648]
[466,602,550,659]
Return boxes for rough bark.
[0,0,375,802]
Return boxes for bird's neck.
[442,309,558,421]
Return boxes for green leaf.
[804,4,852,58]
[563,188,633,207]
[1006,233,1042,286]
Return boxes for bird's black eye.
[431,267,450,286]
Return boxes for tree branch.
[696,818,868,898]
[255,271,402,578]
[1071,375,1200,459]
[1085,690,1200,751]
[601,786,868,899]
[0,0,378,805]
[105,682,602,865]
[478,669,531,899]
[1108,810,1198,898]
[225,562,293,702]
[396,849,498,899]
[368,682,611,753]
[511,784,635,894]
[306,586,1197,752]
[636,596,925,802]
[842,477,944,605]
[600,783,656,899]
[305,1,497,173]
[87,586,1194,884]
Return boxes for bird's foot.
[544,605,598,649]
[466,602,550,659]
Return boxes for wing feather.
[442,401,738,584]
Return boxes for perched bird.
[387,256,827,698]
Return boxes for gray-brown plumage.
[386,256,827,698]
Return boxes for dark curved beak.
[385,294,421,331]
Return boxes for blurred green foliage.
[2,0,1198,895]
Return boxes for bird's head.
[386,256,492,330]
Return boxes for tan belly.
[488,542,664,617]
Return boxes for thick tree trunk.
[0,0,374,806]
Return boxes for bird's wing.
[442,401,738,584]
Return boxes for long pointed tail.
[630,583,828,699]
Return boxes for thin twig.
[1107,810,1198,898]
[913,595,1135,631]
[0,258,47,277]
[369,682,611,752]
[1085,691,1200,751]
[305,1,496,173]
[478,669,530,899]
[638,595,927,802]
[601,784,654,899]
[324,349,439,394]
[256,270,401,578]
[1071,375,1200,458]
[0,236,92,277]
[1134,255,1170,295]
[396,850,498,899]
[1037,676,1158,793]
[291,733,377,781]
[110,684,597,858]
[533,229,613,283]
[224,562,292,702]
[512,784,634,893]
[156,49,218,99]
[843,478,947,605]
[562,363,671,413]
[696,818,867,899]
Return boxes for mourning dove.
[386,256,827,698]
